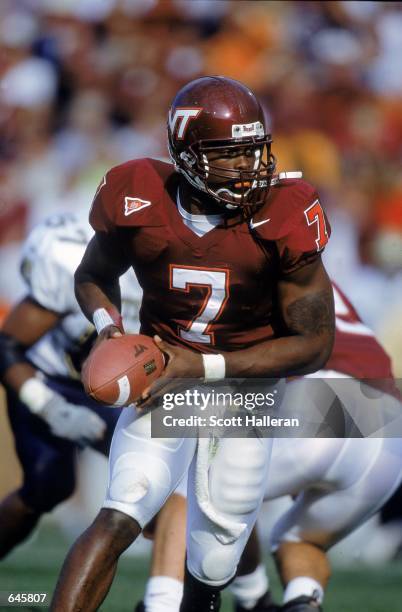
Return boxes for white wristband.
[202,354,226,382]
[19,377,55,415]
[93,308,115,334]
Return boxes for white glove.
[40,395,106,444]
[19,377,106,445]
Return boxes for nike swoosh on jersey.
[249,218,271,229]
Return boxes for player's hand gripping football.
[93,323,123,348]
[138,335,203,410]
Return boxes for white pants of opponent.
[267,374,402,550]
[267,435,402,551]
[103,405,272,586]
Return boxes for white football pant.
[103,405,272,586]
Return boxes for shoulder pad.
[25,212,91,249]
[250,173,318,240]
[248,173,331,273]
[89,158,175,232]
[20,215,87,313]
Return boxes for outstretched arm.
[0,298,61,391]
[0,298,105,444]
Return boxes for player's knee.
[270,517,305,553]
[188,529,243,586]
[203,547,238,584]
[107,452,173,525]
[20,457,75,513]
[108,464,150,505]
[190,545,237,586]
[211,440,268,515]
[270,526,333,555]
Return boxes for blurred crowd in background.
[1,0,401,374]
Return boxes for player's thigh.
[271,438,402,550]
[186,436,272,586]
[104,406,197,527]
[266,437,344,500]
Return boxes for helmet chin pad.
[212,184,252,206]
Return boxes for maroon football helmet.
[168,76,276,212]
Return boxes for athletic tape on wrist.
[19,377,56,414]
[93,307,123,334]
[202,353,226,382]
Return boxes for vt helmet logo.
[168,107,202,140]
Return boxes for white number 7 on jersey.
[170,265,229,344]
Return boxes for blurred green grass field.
[0,523,401,612]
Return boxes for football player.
[134,284,402,612]
[51,76,335,612]
[0,212,141,559]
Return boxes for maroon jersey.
[89,158,330,354]
[327,283,398,397]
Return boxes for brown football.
[82,334,165,406]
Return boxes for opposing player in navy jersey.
[51,76,335,612]
[0,212,142,559]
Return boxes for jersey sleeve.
[89,169,117,233]
[20,224,87,314]
[88,159,171,233]
[252,179,331,275]
[88,160,153,233]
[277,195,331,275]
